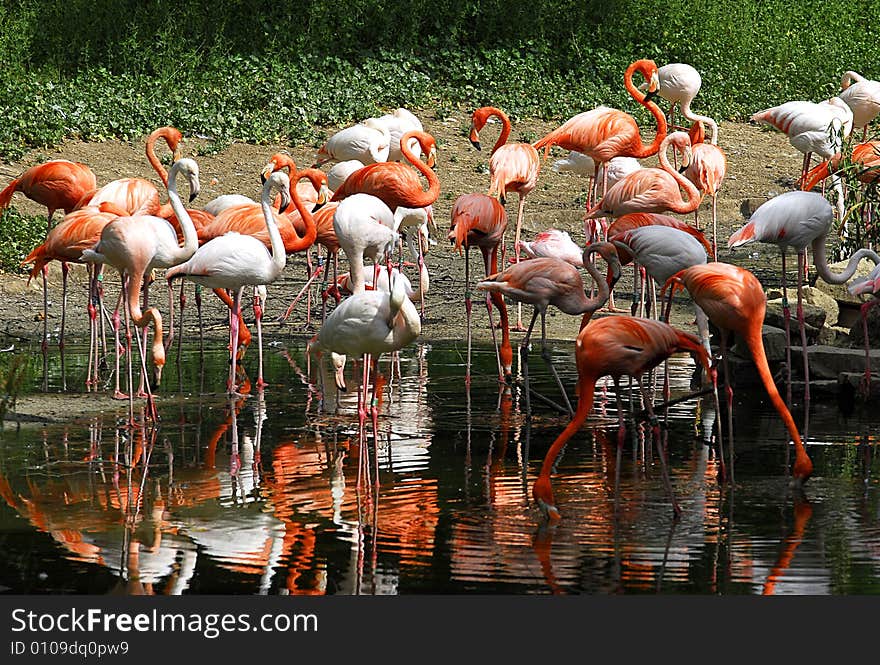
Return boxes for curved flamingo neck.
[399,131,440,208]
[578,250,612,328]
[659,138,701,214]
[126,271,165,367]
[146,128,179,187]
[284,171,318,253]
[624,61,668,158]
[743,320,812,480]
[260,184,287,275]
[811,234,880,284]
[483,107,512,154]
[841,71,864,90]
[680,101,719,145]
[166,167,199,263]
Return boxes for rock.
[790,344,880,380]
[764,298,825,342]
[812,257,876,306]
[818,325,850,346]
[765,285,839,326]
[847,302,880,347]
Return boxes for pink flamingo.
[21,202,125,391]
[448,193,513,385]
[476,242,622,416]
[532,316,711,521]
[0,160,96,232]
[83,158,201,421]
[533,59,667,213]
[666,262,815,485]
[166,172,291,395]
[839,71,880,139]
[584,131,700,220]
[645,63,719,142]
[470,106,540,329]
[683,121,727,258]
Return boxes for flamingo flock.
[5,59,880,528]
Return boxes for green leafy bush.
[0,209,45,274]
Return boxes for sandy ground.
[0,110,821,421]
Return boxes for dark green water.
[0,341,878,594]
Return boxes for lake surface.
[1,340,878,594]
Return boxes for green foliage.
[0,0,879,161]
[0,209,45,274]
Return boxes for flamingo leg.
[797,251,811,404]
[254,287,266,390]
[97,265,108,369]
[512,194,527,331]
[164,277,175,353]
[711,193,719,261]
[195,284,204,358]
[780,251,793,406]
[305,251,314,329]
[121,275,135,427]
[370,355,381,488]
[86,264,96,390]
[41,265,48,392]
[176,281,186,373]
[860,299,878,397]
[59,261,68,391]
[279,264,324,323]
[613,377,625,516]
[136,277,150,399]
[539,310,574,416]
[465,249,473,386]
[418,233,427,321]
[227,287,244,396]
[519,308,539,418]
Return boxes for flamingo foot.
[112,391,129,400]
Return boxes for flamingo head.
[170,158,201,203]
[586,241,623,288]
[532,475,561,523]
[330,352,347,391]
[665,131,693,169]
[469,107,494,150]
[261,152,296,183]
[632,60,660,103]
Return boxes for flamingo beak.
[260,162,274,184]
[643,89,659,104]
[172,147,182,163]
[153,365,163,388]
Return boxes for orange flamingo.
[470,106,540,329]
[77,126,182,217]
[665,262,814,485]
[533,59,667,210]
[800,140,880,190]
[448,193,512,385]
[532,315,711,521]
[330,130,439,210]
[477,242,622,416]
[683,121,727,258]
[21,202,126,391]
[0,159,96,232]
[585,131,700,219]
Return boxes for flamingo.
[21,202,125,391]
[609,225,709,321]
[330,130,439,210]
[0,159,96,232]
[448,193,513,384]
[314,274,421,487]
[194,168,321,345]
[82,158,201,420]
[751,97,853,182]
[601,212,707,313]
[518,229,584,266]
[332,193,398,295]
[728,190,880,404]
[469,106,540,330]
[644,63,719,143]
[683,121,727,257]
[533,59,667,214]
[531,316,711,521]
[313,118,390,166]
[666,262,814,485]
[77,126,183,217]
[585,131,700,220]
[847,263,880,394]
[166,171,292,395]
[370,107,424,162]
[839,71,880,139]
[327,160,364,192]
[203,194,257,217]
[476,242,622,416]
